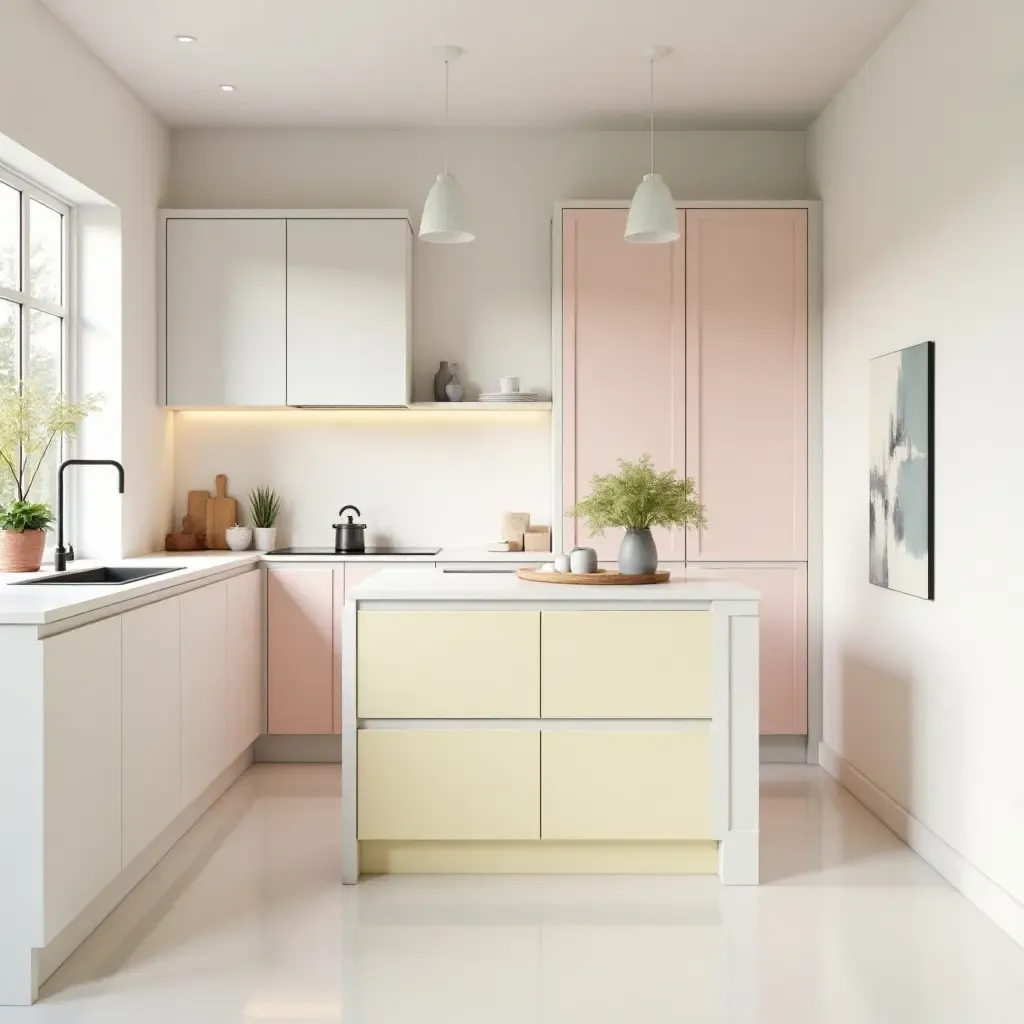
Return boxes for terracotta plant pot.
[0,529,47,573]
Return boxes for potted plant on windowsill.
[568,454,707,575]
[249,486,282,553]
[0,379,101,573]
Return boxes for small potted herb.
[0,502,55,572]
[0,379,101,572]
[249,486,282,552]
[569,454,706,574]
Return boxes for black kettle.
[333,505,367,553]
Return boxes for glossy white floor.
[4,765,1024,1023]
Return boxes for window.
[0,165,70,521]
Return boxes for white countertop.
[260,548,541,564]
[0,548,547,626]
[348,567,760,603]
[0,553,259,626]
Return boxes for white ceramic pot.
[253,526,277,553]
[225,526,252,551]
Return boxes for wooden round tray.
[516,567,671,585]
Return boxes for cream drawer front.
[358,730,540,840]
[541,610,712,718]
[541,730,713,840]
[358,610,539,718]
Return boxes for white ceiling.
[41,0,913,129]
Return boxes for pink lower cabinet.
[702,564,807,734]
[267,566,335,734]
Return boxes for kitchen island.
[341,568,760,885]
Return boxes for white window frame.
[0,162,72,545]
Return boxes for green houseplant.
[568,454,707,574]
[248,486,282,553]
[0,379,101,572]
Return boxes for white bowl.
[225,526,252,551]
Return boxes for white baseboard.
[37,748,253,992]
[760,735,807,763]
[819,742,1024,950]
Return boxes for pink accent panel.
[267,568,334,735]
[685,210,808,561]
[562,209,685,558]
[703,565,807,734]
[332,569,344,735]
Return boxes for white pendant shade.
[625,48,678,245]
[625,173,679,243]
[419,172,474,244]
[419,46,474,244]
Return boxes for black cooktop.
[269,547,441,556]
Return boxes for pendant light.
[419,45,474,244]
[625,47,679,244]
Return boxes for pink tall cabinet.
[557,206,814,740]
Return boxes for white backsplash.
[172,411,552,548]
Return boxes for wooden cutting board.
[204,475,237,550]
[187,489,210,546]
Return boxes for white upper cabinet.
[162,213,412,408]
[165,218,287,407]
[285,218,412,407]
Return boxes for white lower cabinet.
[181,579,230,806]
[121,596,182,866]
[43,617,122,942]
[226,571,263,754]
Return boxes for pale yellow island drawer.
[358,730,540,840]
[541,730,713,840]
[541,610,712,718]
[358,610,540,718]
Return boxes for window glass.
[0,181,19,291]
[29,199,62,304]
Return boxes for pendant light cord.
[444,59,450,174]
[649,56,656,175]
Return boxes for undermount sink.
[14,566,184,586]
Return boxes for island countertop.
[347,567,760,603]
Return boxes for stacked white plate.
[479,392,542,402]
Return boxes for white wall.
[0,0,169,556]
[173,410,552,548]
[169,127,808,541]
[810,0,1024,927]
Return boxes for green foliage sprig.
[0,379,102,502]
[249,486,282,528]
[569,454,707,536]
[0,501,54,533]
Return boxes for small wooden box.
[501,512,531,552]
[523,526,551,553]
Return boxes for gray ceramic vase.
[618,527,658,575]
[433,361,452,401]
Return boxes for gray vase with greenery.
[567,454,707,576]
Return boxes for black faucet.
[54,459,125,572]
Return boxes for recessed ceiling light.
[219,84,236,92]
[175,34,197,43]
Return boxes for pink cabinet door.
[701,564,807,734]
[267,567,334,734]
[685,209,807,561]
[332,569,344,735]
[562,209,685,558]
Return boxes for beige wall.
[0,0,170,556]
[810,0,1024,929]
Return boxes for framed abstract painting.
[869,341,934,600]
